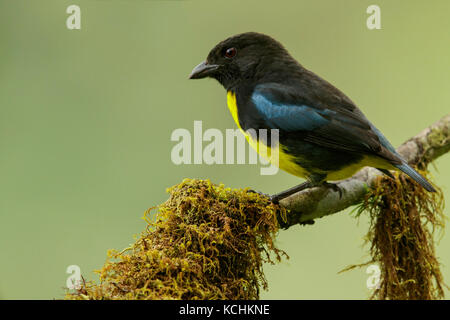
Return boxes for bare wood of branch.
[277,114,450,228]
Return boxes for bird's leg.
[247,182,313,204]
[248,175,342,204]
[269,181,313,204]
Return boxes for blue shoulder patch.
[251,90,334,132]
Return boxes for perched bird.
[189,32,435,202]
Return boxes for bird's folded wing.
[251,83,400,163]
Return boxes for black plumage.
[189,32,435,199]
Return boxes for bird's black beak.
[189,61,219,79]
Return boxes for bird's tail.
[394,162,436,192]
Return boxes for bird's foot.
[322,182,343,199]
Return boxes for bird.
[189,32,436,203]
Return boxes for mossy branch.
[277,114,450,228]
[65,114,448,300]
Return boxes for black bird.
[189,32,435,202]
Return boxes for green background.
[0,0,449,299]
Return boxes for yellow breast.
[226,91,308,178]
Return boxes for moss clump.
[353,169,446,300]
[65,178,287,300]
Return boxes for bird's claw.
[323,182,343,199]
[247,189,279,204]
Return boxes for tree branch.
[277,114,450,228]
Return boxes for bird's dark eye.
[224,47,237,59]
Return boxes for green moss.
[349,169,446,300]
[65,178,287,300]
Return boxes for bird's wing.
[251,82,401,163]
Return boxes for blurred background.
[0,0,449,299]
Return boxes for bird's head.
[189,32,298,90]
